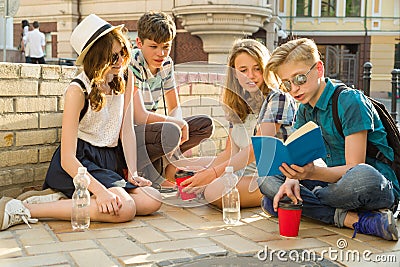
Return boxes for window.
[252,28,266,46]
[279,0,285,13]
[374,0,380,14]
[321,0,336,17]
[45,33,52,58]
[297,0,312,17]
[346,0,361,17]
[373,0,380,15]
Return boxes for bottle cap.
[225,166,233,173]
[78,167,87,175]
[75,167,90,187]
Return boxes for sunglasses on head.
[280,62,317,92]
[111,47,127,65]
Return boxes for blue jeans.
[257,164,395,227]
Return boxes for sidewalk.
[0,191,399,267]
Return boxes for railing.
[361,62,400,124]
[391,69,400,124]
[362,62,372,97]
[45,57,76,66]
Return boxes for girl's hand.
[181,168,215,193]
[94,189,122,216]
[272,179,302,212]
[180,175,206,195]
[279,162,314,181]
[127,174,152,187]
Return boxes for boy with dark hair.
[258,38,399,241]
[130,11,213,189]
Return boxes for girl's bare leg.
[26,187,136,223]
[204,175,262,209]
[128,186,162,215]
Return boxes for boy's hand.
[273,179,302,212]
[279,162,314,181]
[128,174,152,187]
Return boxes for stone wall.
[0,63,228,197]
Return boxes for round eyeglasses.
[280,62,317,92]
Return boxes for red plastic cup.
[175,171,196,201]
[277,200,303,237]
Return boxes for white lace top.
[71,72,124,147]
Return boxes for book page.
[284,121,318,145]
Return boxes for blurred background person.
[26,21,46,64]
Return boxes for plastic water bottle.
[71,167,90,231]
[222,166,241,224]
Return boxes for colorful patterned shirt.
[129,48,176,111]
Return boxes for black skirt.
[43,139,138,198]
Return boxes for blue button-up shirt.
[295,78,399,196]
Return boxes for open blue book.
[252,121,327,176]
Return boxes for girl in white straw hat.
[0,14,188,230]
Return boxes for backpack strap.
[71,78,88,122]
[331,84,346,138]
[331,84,393,166]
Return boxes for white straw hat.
[70,14,124,65]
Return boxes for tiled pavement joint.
[0,197,399,267]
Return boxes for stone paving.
[0,191,399,267]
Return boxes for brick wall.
[0,63,228,197]
[173,71,229,157]
[172,32,208,64]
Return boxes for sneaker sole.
[0,197,12,230]
[17,188,67,203]
[380,209,398,241]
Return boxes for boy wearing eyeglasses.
[257,38,399,241]
[130,11,213,190]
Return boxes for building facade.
[277,0,400,94]
[10,0,400,94]
[12,0,278,64]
